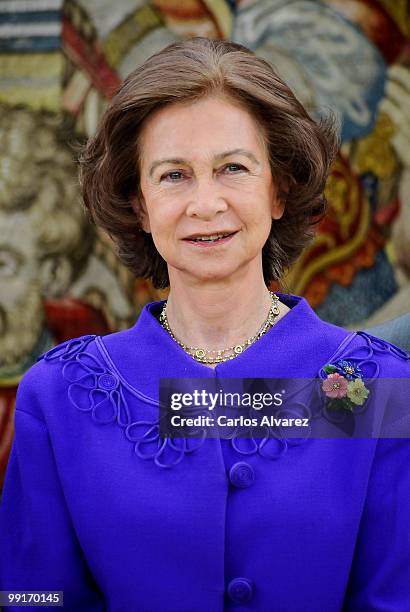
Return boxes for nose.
[185,175,228,220]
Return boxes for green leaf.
[342,400,354,412]
[327,398,342,411]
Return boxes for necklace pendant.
[160,291,281,365]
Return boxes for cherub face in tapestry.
[0,106,93,370]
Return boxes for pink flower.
[322,373,348,399]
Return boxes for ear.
[131,192,151,233]
[271,184,285,221]
[271,196,285,220]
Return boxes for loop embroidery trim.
[39,330,409,468]
[240,331,410,456]
[227,392,313,459]
[39,335,206,469]
[314,330,410,432]
[318,330,410,382]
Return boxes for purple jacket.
[1,292,410,611]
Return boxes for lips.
[183,231,238,241]
[183,231,239,248]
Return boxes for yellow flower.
[346,378,369,406]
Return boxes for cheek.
[152,202,180,229]
[141,185,176,226]
[241,204,273,245]
[235,178,274,213]
[147,199,183,244]
[239,198,273,228]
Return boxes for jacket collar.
[98,292,349,399]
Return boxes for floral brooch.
[321,360,369,411]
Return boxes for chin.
[185,263,244,283]
[169,252,254,283]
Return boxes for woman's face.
[136,95,284,285]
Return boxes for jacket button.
[227,577,254,603]
[98,373,119,390]
[229,462,255,488]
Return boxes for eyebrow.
[148,148,260,177]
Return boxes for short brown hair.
[79,37,339,289]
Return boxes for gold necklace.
[159,292,281,364]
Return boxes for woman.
[1,37,410,611]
